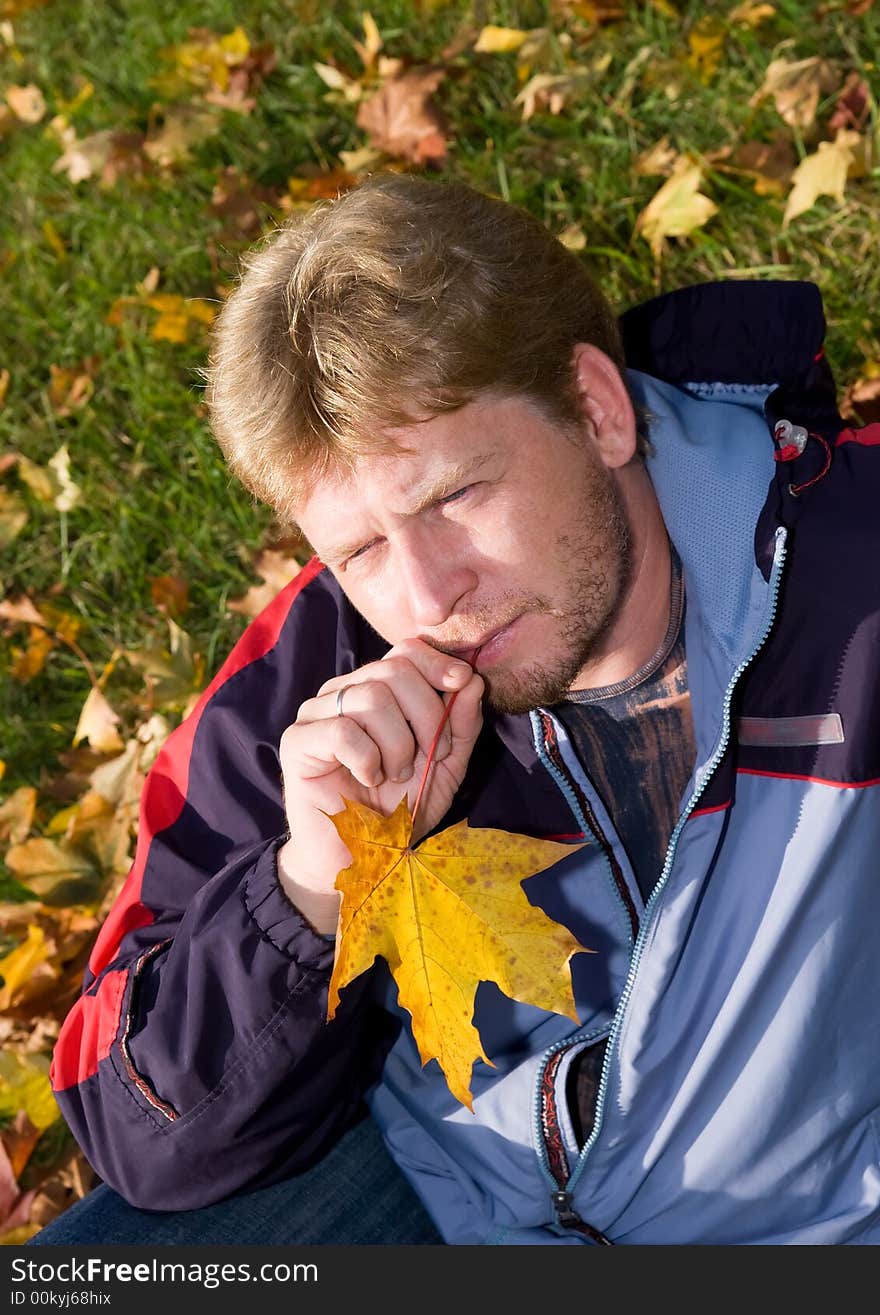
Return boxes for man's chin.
[481,660,577,716]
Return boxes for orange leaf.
[356,66,448,165]
[327,796,588,1109]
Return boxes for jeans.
[28,1115,443,1245]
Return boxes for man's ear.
[570,342,637,469]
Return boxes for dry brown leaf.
[0,368,9,406]
[5,82,44,122]
[48,357,98,417]
[143,104,221,167]
[0,785,37,843]
[841,368,880,425]
[728,2,776,25]
[633,135,680,176]
[149,573,189,618]
[0,594,46,626]
[750,56,840,129]
[210,167,278,241]
[328,795,588,1109]
[514,71,589,121]
[0,1137,34,1239]
[356,66,448,164]
[72,686,125,754]
[0,487,28,547]
[351,11,383,70]
[783,128,861,226]
[5,837,103,905]
[1,1112,41,1180]
[829,71,871,134]
[728,131,797,196]
[227,549,303,619]
[635,157,718,258]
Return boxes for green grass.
[1,0,878,814]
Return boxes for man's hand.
[277,639,484,934]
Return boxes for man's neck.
[569,462,672,692]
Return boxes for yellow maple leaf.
[327,796,588,1110]
[635,157,718,258]
[0,925,57,1012]
[474,25,529,53]
[783,128,861,227]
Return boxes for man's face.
[295,391,632,714]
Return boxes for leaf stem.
[411,648,481,837]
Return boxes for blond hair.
[205,173,643,519]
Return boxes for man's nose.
[395,534,478,629]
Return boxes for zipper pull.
[551,1190,614,1245]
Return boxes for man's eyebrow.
[322,451,498,563]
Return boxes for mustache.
[418,596,552,655]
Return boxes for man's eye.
[438,485,471,506]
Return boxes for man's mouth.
[442,618,523,670]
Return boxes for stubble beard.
[480,473,633,716]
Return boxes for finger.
[319,638,473,698]
[316,660,457,762]
[446,672,485,755]
[307,679,418,784]
[281,716,384,790]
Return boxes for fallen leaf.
[841,368,880,424]
[227,549,302,619]
[5,82,44,122]
[10,626,54,682]
[0,1137,34,1239]
[0,487,28,547]
[0,925,57,1012]
[474,25,529,53]
[351,11,383,70]
[149,573,189,618]
[687,17,725,82]
[633,135,680,176]
[144,292,216,343]
[558,223,586,251]
[0,785,37,843]
[750,56,840,129]
[635,157,718,258]
[0,1053,59,1131]
[728,2,776,24]
[4,837,103,905]
[313,61,364,104]
[72,687,124,754]
[210,167,277,241]
[50,119,146,186]
[143,104,221,167]
[783,128,861,226]
[47,444,81,512]
[327,795,588,1109]
[1,1112,41,1179]
[48,358,98,417]
[356,66,448,164]
[829,71,871,133]
[42,219,67,260]
[0,368,9,405]
[0,594,46,626]
[728,130,797,196]
[125,618,204,710]
[514,71,590,121]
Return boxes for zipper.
[565,524,789,1198]
[527,525,788,1235]
[528,712,634,1243]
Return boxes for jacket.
[50,281,880,1243]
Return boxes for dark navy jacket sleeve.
[50,559,397,1210]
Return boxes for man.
[38,174,880,1245]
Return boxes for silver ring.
[335,685,349,718]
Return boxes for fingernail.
[443,662,469,687]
